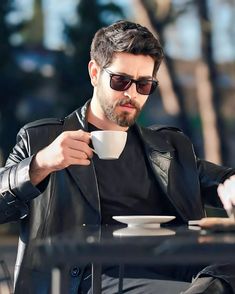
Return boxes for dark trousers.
[80,265,233,294]
[80,275,232,294]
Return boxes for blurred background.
[1,0,235,167]
[0,0,235,284]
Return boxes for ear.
[88,60,100,87]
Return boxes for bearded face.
[89,53,155,128]
[96,86,142,127]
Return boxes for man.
[0,20,235,293]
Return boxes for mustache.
[115,97,140,110]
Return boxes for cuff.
[9,155,42,201]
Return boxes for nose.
[124,82,137,99]
[124,92,131,99]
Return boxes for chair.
[0,260,13,294]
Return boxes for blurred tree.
[21,0,44,47]
[136,0,230,164]
[0,1,26,165]
[196,0,227,164]
[133,0,180,117]
[137,0,193,137]
[195,61,222,164]
[56,0,124,114]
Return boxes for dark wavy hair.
[90,20,164,77]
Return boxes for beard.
[97,88,142,127]
[105,97,141,127]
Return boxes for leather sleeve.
[0,128,42,224]
[197,159,235,208]
[159,127,235,209]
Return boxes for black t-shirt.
[85,124,191,284]
[89,124,172,225]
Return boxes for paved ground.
[0,224,18,293]
[0,236,18,277]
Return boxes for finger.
[62,150,91,166]
[69,149,93,161]
[68,141,94,158]
[217,184,232,210]
[77,159,91,166]
[67,130,91,144]
[229,179,235,205]
[224,178,235,205]
[70,158,91,165]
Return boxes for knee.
[182,277,233,294]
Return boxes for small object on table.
[189,217,235,232]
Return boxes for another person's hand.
[30,130,93,185]
[217,175,235,217]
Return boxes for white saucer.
[188,220,202,226]
[113,227,176,237]
[112,215,176,228]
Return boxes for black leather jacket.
[0,101,234,293]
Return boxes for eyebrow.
[114,71,153,80]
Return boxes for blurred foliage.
[56,0,124,113]
[0,0,234,166]
[139,0,235,164]
[21,0,44,46]
[195,0,227,162]
[139,0,193,137]
[0,0,125,163]
[0,1,26,164]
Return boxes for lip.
[119,104,136,109]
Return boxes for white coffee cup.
[91,130,127,160]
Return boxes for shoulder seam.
[148,125,182,133]
[23,118,64,129]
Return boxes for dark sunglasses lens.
[110,75,131,91]
[137,80,158,95]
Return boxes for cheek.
[107,90,123,104]
[100,77,115,97]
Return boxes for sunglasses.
[103,68,158,95]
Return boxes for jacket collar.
[66,99,175,153]
[63,100,90,131]
[136,125,175,153]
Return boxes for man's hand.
[30,130,93,186]
[217,175,235,217]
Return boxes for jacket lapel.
[62,102,100,215]
[137,126,174,193]
[137,126,188,220]
[138,125,204,221]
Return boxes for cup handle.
[91,148,97,155]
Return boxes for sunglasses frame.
[103,68,158,95]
